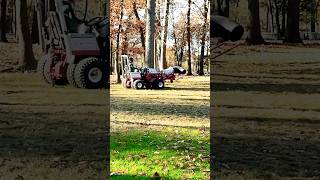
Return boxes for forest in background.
[110,0,210,83]
[211,0,320,44]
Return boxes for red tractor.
[37,0,109,89]
[120,55,186,89]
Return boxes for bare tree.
[0,0,8,42]
[246,0,265,44]
[199,0,208,76]
[115,0,124,83]
[16,0,37,71]
[216,0,229,17]
[187,0,192,75]
[159,0,170,70]
[133,1,145,50]
[284,0,302,43]
[145,0,156,67]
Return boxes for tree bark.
[16,0,37,71]
[199,0,208,76]
[133,1,145,50]
[280,0,286,37]
[36,0,45,50]
[216,0,229,17]
[159,0,170,70]
[145,0,156,67]
[273,0,281,37]
[284,0,302,43]
[310,0,316,32]
[0,0,8,42]
[31,7,39,44]
[187,0,192,75]
[246,0,265,45]
[223,0,229,17]
[115,0,124,83]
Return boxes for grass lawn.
[211,44,320,179]
[0,73,108,179]
[110,76,210,179]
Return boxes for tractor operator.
[129,57,137,72]
[63,0,85,33]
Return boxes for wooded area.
[110,0,210,83]
[211,0,320,44]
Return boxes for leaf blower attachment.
[211,16,244,42]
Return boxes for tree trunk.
[159,0,170,70]
[246,0,265,44]
[0,0,8,42]
[110,40,113,75]
[269,0,275,33]
[273,0,281,37]
[36,0,45,50]
[199,0,208,76]
[31,7,39,44]
[280,0,286,37]
[133,2,145,50]
[178,46,184,67]
[284,0,302,43]
[187,0,192,75]
[16,0,36,71]
[223,0,229,17]
[310,0,316,33]
[216,0,229,17]
[145,0,156,67]
[266,5,269,32]
[115,0,124,83]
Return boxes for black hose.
[83,0,88,21]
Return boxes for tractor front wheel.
[133,80,144,89]
[74,57,107,89]
[67,63,78,87]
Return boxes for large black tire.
[37,53,53,84]
[67,63,78,87]
[153,79,165,89]
[74,57,107,89]
[133,80,144,89]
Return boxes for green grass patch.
[110,76,210,179]
[111,127,209,179]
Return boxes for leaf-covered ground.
[0,73,108,179]
[110,76,210,179]
[211,44,320,179]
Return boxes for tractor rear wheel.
[133,80,144,89]
[74,57,107,89]
[67,63,78,87]
[37,53,68,86]
[153,79,165,89]
[37,53,53,84]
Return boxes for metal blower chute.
[211,16,244,59]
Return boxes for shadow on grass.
[111,97,209,119]
[0,111,108,172]
[164,87,209,92]
[212,82,320,94]
[211,134,320,177]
